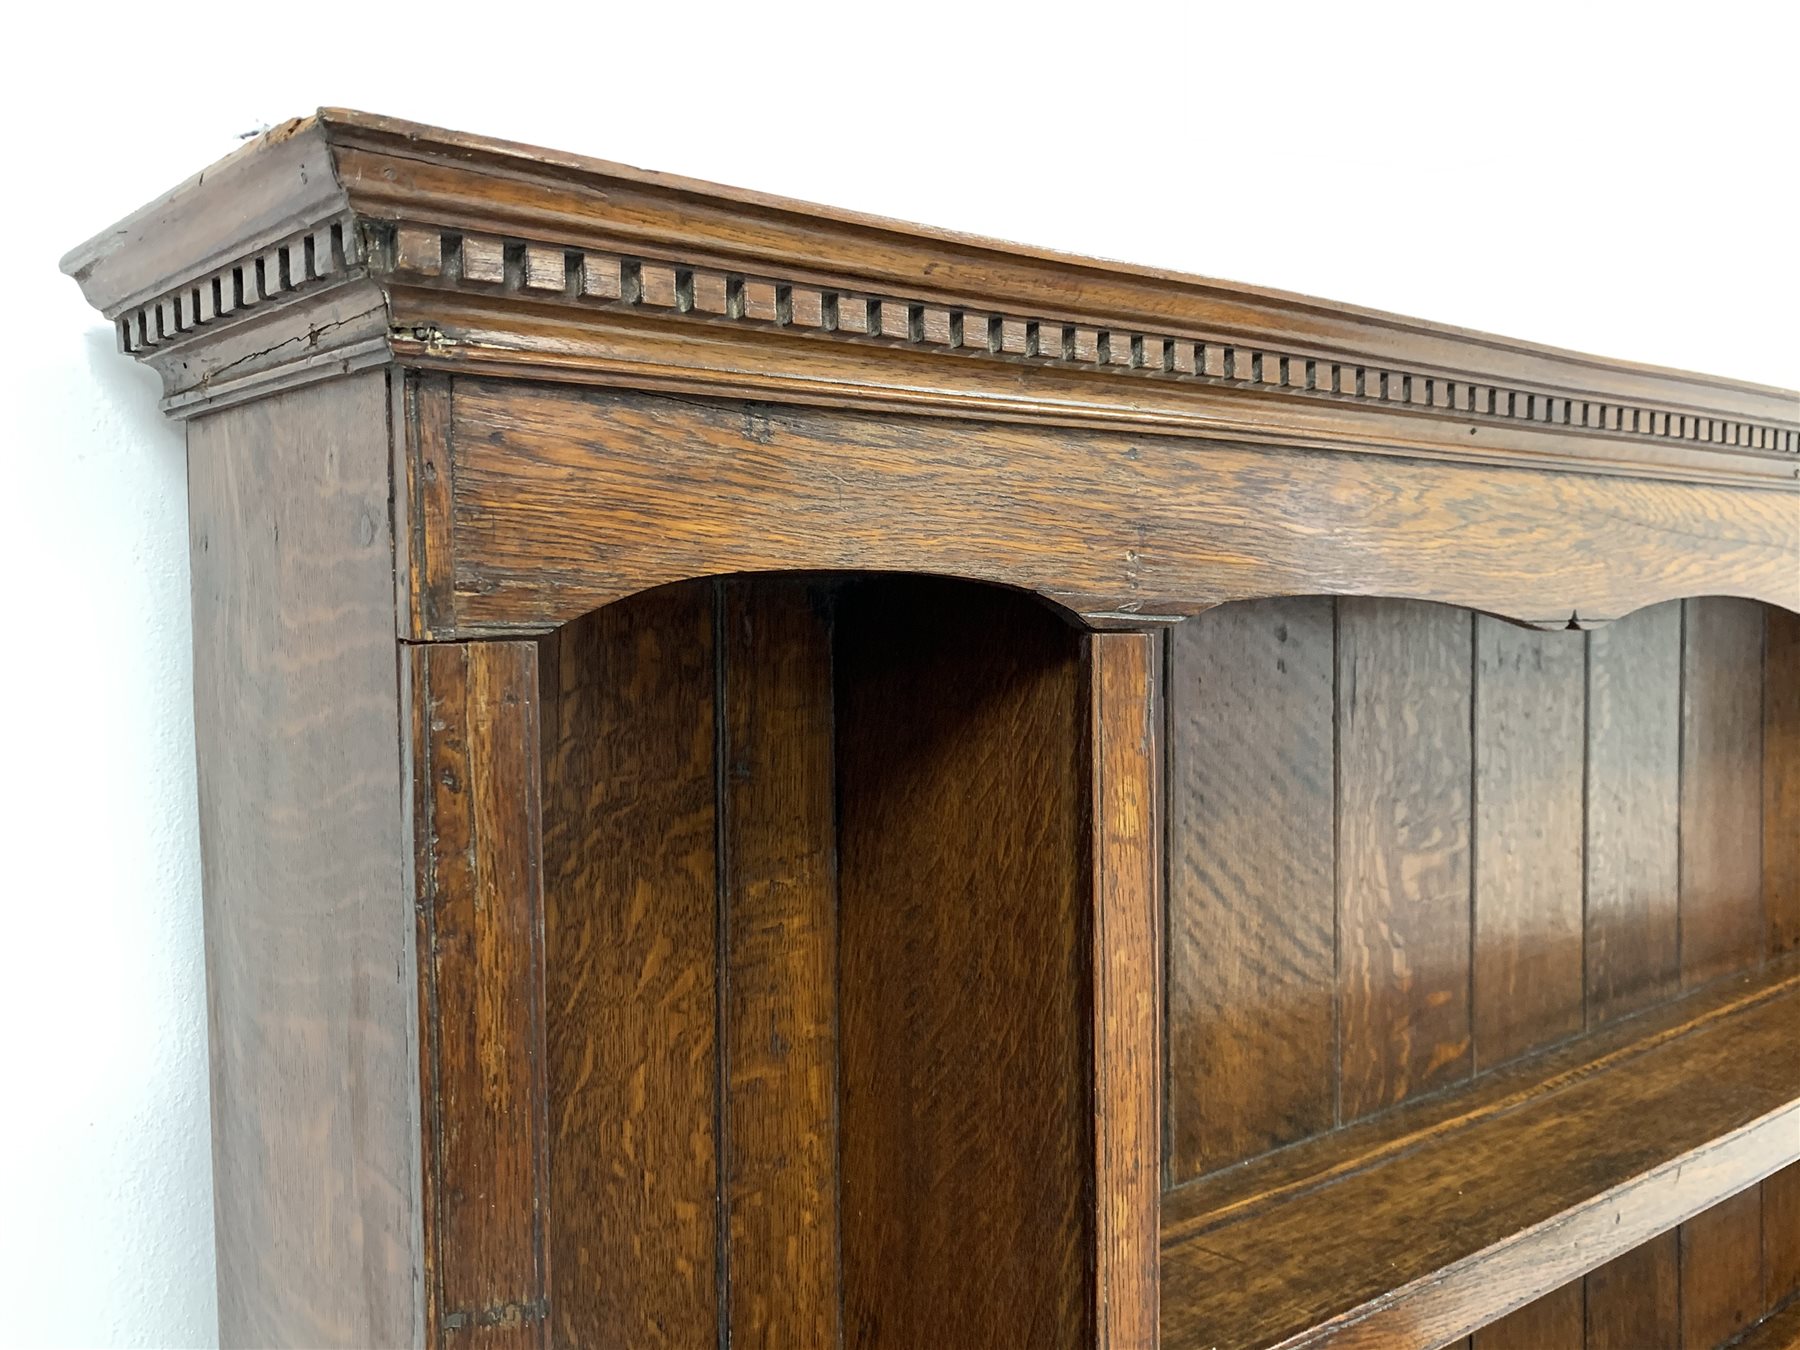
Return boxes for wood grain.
[1186,1135,1795,1350]
[1162,956,1800,1224]
[373,272,1800,497]
[1767,607,1800,956]
[187,371,421,1349]
[1585,1231,1680,1350]
[63,104,1800,1350]
[410,642,549,1346]
[1474,1281,1583,1350]
[719,580,842,1350]
[1681,1185,1765,1348]
[1681,598,1768,986]
[1733,1298,1800,1350]
[446,381,1800,635]
[1166,598,1336,1179]
[836,579,1093,1348]
[399,371,457,639]
[539,585,720,1348]
[1586,602,1683,1024]
[1473,617,1585,1067]
[1767,1163,1800,1310]
[1089,631,1162,1350]
[1487,1191,1800,1350]
[1159,956,1800,1350]
[1337,598,1473,1119]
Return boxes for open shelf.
[1160,955,1800,1350]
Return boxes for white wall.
[2,3,1793,1346]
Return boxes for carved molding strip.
[116,215,359,354]
[112,215,1799,459]
[368,225,1797,458]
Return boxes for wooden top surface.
[62,110,1798,481]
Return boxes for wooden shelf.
[1160,957,1800,1350]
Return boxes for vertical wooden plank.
[1473,617,1586,1067]
[1766,1163,1800,1310]
[400,370,456,639]
[1767,607,1800,956]
[837,579,1093,1349]
[1586,603,1683,1024]
[1585,1232,1680,1350]
[1167,599,1335,1178]
[540,585,720,1349]
[1473,1281,1583,1350]
[1091,631,1162,1350]
[413,642,550,1346]
[1681,598,1767,987]
[720,580,842,1350]
[1338,598,1474,1119]
[1681,1185,1765,1347]
[188,371,422,1349]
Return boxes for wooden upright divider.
[1087,630,1164,1349]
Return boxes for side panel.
[189,370,422,1348]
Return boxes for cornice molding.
[63,110,1799,487]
